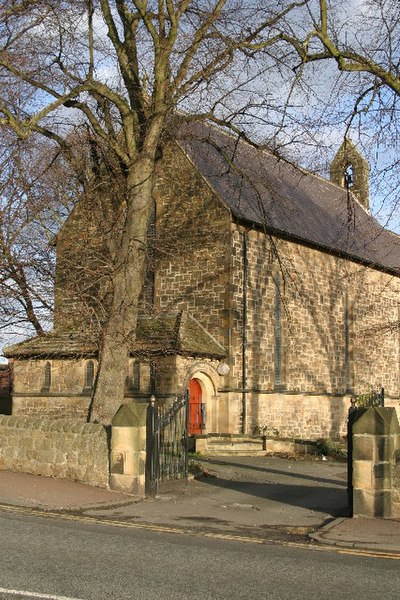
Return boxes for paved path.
[85,456,348,539]
[0,471,132,511]
[0,455,399,553]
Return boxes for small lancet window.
[42,361,51,392]
[344,293,352,393]
[131,360,141,392]
[84,360,95,391]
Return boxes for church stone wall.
[253,393,351,440]
[53,195,112,333]
[12,358,91,419]
[11,357,153,419]
[230,225,400,438]
[12,395,90,419]
[153,145,231,348]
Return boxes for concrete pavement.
[0,470,133,511]
[0,455,399,553]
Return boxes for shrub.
[315,438,346,459]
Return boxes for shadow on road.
[200,475,349,517]
[199,457,347,488]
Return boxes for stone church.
[5,124,400,444]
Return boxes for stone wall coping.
[353,407,400,436]
[0,415,106,436]
[112,403,147,427]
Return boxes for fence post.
[145,395,159,496]
[347,398,358,513]
[352,407,400,517]
[110,403,147,497]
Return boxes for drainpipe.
[241,231,248,434]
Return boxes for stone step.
[207,441,263,449]
[199,435,266,456]
[192,434,319,457]
[203,450,267,456]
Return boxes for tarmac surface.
[0,454,399,554]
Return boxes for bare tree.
[0,130,76,346]
[0,0,311,422]
[269,0,400,227]
[287,0,400,95]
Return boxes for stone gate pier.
[352,407,400,518]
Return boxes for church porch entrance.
[188,378,205,435]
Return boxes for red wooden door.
[188,379,203,435]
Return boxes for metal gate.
[347,387,384,513]
[145,393,189,495]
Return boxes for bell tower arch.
[330,138,370,210]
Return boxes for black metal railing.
[146,393,188,495]
[354,387,385,408]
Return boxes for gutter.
[232,216,400,279]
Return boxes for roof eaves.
[232,214,400,278]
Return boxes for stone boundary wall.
[0,416,109,488]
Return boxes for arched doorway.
[188,378,204,435]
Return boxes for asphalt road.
[0,509,399,600]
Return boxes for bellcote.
[330,138,370,210]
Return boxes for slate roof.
[4,311,226,359]
[179,122,400,275]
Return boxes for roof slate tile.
[179,123,400,274]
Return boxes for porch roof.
[3,311,227,360]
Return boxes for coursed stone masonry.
[0,416,109,488]
[352,407,400,517]
[229,227,400,437]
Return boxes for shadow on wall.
[0,364,12,414]
[0,397,12,415]
[249,236,397,439]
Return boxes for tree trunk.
[88,159,155,424]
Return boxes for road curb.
[309,517,346,543]
[309,518,400,556]
[0,497,138,513]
